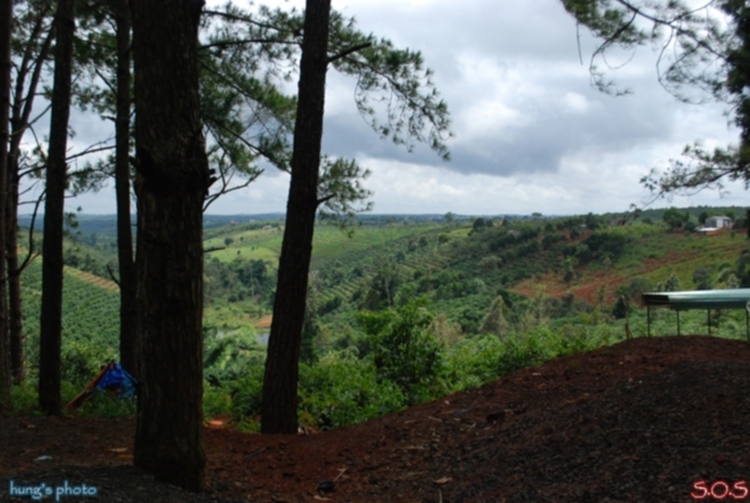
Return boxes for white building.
[697,216,733,235]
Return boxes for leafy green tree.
[657,273,681,292]
[716,265,740,289]
[563,256,578,283]
[479,296,511,337]
[693,267,713,290]
[457,307,482,335]
[584,212,601,230]
[662,207,690,231]
[471,217,488,233]
[358,300,444,405]
[699,211,710,224]
[361,264,401,311]
[612,295,628,320]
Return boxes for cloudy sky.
[66,0,744,216]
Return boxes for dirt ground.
[3,335,750,502]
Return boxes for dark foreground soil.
[3,335,750,502]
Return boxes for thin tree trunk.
[114,0,136,378]
[261,0,331,435]
[7,8,53,385]
[7,166,22,384]
[131,0,208,491]
[0,0,13,412]
[38,0,75,416]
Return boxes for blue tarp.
[97,362,137,398]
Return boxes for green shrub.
[359,300,445,404]
[229,355,405,430]
[229,365,265,422]
[75,389,137,418]
[497,331,549,376]
[298,354,404,430]
[12,380,40,415]
[444,334,504,391]
[204,384,233,419]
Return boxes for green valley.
[16,207,750,426]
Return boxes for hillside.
[19,257,121,377]
[15,211,750,399]
[3,336,749,502]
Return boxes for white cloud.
[57,0,747,216]
[562,92,592,115]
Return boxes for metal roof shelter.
[641,289,750,340]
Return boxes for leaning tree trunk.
[261,0,331,435]
[131,0,209,491]
[0,0,13,412]
[38,0,75,416]
[114,0,137,378]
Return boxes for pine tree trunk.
[0,0,13,412]
[38,0,75,417]
[130,0,208,491]
[7,172,22,383]
[7,5,54,386]
[260,0,330,435]
[114,0,137,378]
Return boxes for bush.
[444,334,504,391]
[298,355,405,430]
[693,267,713,290]
[12,380,40,415]
[75,389,137,418]
[359,300,445,404]
[628,277,653,301]
[230,365,265,422]
[61,342,115,386]
[204,385,233,419]
[229,355,406,430]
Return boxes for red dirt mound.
[3,335,750,502]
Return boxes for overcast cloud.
[65,0,745,216]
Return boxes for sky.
[62,0,747,216]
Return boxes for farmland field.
[203,222,442,265]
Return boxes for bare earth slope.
[2,336,750,502]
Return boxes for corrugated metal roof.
[642,289,750,311]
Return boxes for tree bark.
[114,0,137,378]
[38,0,75,417]
[261,0,331,435]
[0,0,13,412]
[7,165,21,384]
[7,6,53,385]
[131,0,208,491]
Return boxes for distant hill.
[17,206,750,368]
[17,212,539,237]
